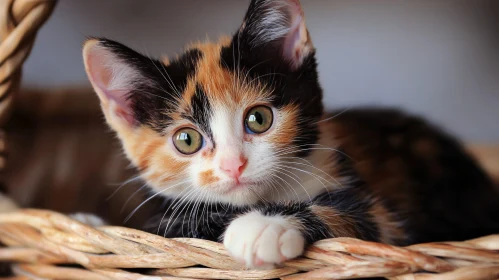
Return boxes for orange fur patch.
[143,156,189,186]
[199,169,219,186]
[310,205,359,238]
[270,104,300,148]
[185,38,270,109]
[195,42,235,102]
[369,202,405,244]
[120,126,189,187]
[179,78,198,112]
[135,138,165,170]
[201,148,215,159]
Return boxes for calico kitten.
[82,0,499,268]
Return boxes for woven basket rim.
[0,208,497,279]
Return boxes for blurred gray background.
[22,0,499,141]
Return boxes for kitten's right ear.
[238,0,313,70]
[83,38,149,127]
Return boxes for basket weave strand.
[0,0,56,178]
[0,0,56,124]
[0,209,497,279]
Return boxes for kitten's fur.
[83,0,499,268]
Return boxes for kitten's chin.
[211,181,267,206]
[216,191,261,206]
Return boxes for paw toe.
[255,224,284,263]
[279,228,305,259]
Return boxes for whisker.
[120,183,148,213]
[279,159,341,187]
[124,179,190,224]
[274,143,322,155]
[143,49,182,98]
[192,190,208,236]
[165,187,197,237]
[277,164,331,194]
[314,107,352,124]
[276,147,356,161]
[107,175,142,200]
[270,168,304,201]
[184,191,203,237]
[163,187,196,236]
[269,172,297,202]
[157,186,191,235]
[249,72,285,85]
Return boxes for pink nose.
[220,156,247,180]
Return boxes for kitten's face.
[83,0,324,206]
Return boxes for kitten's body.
[143,107,499,245]
[82,0,499,268]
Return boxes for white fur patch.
[0,193,18,213]
[249,0,293,46]
[70,213,107,227]
[223,211,305,268]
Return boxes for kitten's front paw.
[223,211,305,269]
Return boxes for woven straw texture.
[0,0,55,122]
[0,0,56,171]
[0,209,496,279]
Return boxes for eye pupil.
[254,111,263,125]
[180,133,192,146]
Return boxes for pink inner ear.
[282,13,305,68]
[268,0,310,69]
[85,43,136,124]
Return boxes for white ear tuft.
[243,0,313,69]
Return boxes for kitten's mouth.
[224,179,256,194]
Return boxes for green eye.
[173,128,203,155]
[245,105,273,134]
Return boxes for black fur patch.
[219,24,323,157]
[166,49,203,95]
[97,38,202,132]
[183,84,214,144]
[144,186,383,244]
[143,196,240,241]
[330,108,499,244]
[314,187,381,242]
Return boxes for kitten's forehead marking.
[169,37,298,154]
[173,39,245,145]
[181,84,214,143]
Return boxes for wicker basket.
[0,1,498,279]
[0,209,496,280]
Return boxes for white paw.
[223,211,305,269]
[70,212,107,227]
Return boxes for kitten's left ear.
[82,38,157,129]
[239,0,313,70]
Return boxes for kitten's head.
[83,0,324,206]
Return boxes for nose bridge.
[216,137,243,164]
[212,107,243,152]
[211,108,248,179]
[216,134,247,179]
